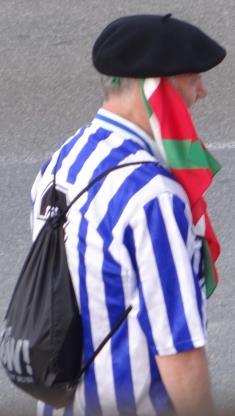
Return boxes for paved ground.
[0,1,234,415]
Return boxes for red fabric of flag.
[146,78,221,297]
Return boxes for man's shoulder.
[121,157,188,200]
[102,156,191,221]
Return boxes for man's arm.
[156,347,216,416]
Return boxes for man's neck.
[102,88,153,139]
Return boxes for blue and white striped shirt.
[32,109,207,416]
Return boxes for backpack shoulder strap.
[77,305,132,382]
[61,160,156,217]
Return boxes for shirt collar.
[94,108,162,161]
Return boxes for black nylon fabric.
[0,160,154,408]
[0,216,82,407]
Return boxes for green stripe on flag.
[204,149,221,175]
[140,80,153,118]
[162,139,190,168]
[162,139,221,171]
[203,239,216,298]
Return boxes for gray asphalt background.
[0,1,234,415]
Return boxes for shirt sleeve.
[30,158,52,233]
[124,191,207,356]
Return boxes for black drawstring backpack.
[0,160,153,408]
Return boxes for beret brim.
[92,14,226,77]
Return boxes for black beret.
[92,14,226,77]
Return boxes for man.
[33,14,226,416]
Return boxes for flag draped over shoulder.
[141,77,221,297]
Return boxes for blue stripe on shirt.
[192,256,204,326]
[79,140,150,216]
[52,127,86,174]
[97,164,171,236]
[63,404,73,416]
[78,149,160,220]
[41,157,52,175]
[144,198,194,352]
[172,195,189,245]
[173,196,204,327]
[123,225,159,355]
[42,404,53,416]
[95,113,154,156]
[67,128,112,184]
[88,138,146,179]
[78,217,102,416]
